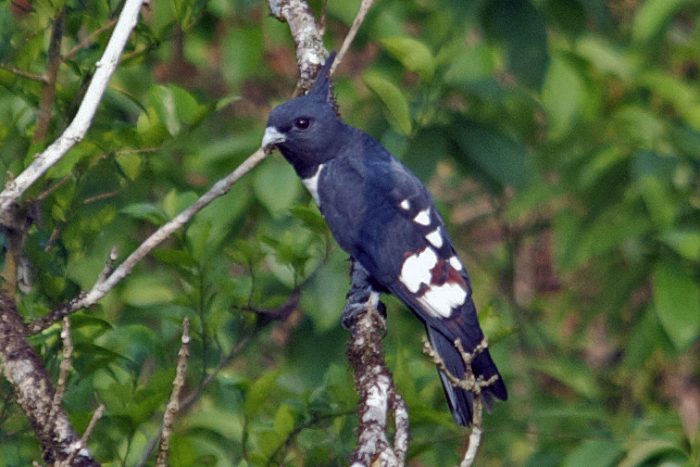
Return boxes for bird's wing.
[320,151,475,337]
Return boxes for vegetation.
[0,0,699,465]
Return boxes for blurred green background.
[0,0,699,465]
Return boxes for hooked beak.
[262,126,286,150]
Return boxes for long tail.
[426,326,507,426]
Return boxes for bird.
[261,51,507,426]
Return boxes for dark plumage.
[262,52,507,425]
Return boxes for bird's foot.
[341,288,386,329]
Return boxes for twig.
[48,318,73,432]
[0,63,47,83]
[28,147,268,334]
[156,318,190,467]
[136,333,254,467]
[60,404,105,466]
[422,337,499,467]
[0,0,146,226]
[331,0,375,75]
[63,18,119,61]
[34,9,65,143]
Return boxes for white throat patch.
[302,164,324,205]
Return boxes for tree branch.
[346,302,408,466]
[156,318,190,467]
[34,9,65,143]
[0,292,99,465]
[28,147,268,334]
[269,0,327,94]
[331,0,375,75]
[0,63,48,83]
[0,0,146,227]
[422,337,500,467]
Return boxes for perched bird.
[262,52,507,425]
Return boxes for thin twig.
[34,9,65,143]
[0,63,47,83]
[331,0,375,75]
[63,18,119,61]
[0,0,147,225]
[28,147,268,334]
[48,318,73,431]
[60,404,105,466]
[136,333,254,467]
[422,337,499,467]
[156,318,190,467]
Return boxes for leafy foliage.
[0,0,699,465]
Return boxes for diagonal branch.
[28,148,268,334]
[331,0,375,75]
[0,0,146,227]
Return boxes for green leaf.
[244,371,279,419]
[120,203,168,224]
[170,0,197,28]
[363,70,412,135]
[632,151,677,229]
[452,120,534,191]
[660,230,700,261]
[652,261,700,351]
[483,0,549,88]
[562,440,624,467]
[253,159,301,215]
[115,152,142,181]
[151,85,208,136]
[632,0,692,45]
[380,36,435,80]
[289,205,328,236]
[273,404,296,439]
[576,36,637,81]
[121,275,176,307]
[542,56,587,138]
[619,439,688,467]
[531,359,602,399]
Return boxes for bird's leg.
[342,259,385,329]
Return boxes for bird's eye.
[294,117,310,130]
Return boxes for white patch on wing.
[399,247,437,293]
[449,256,463,271]
[425,228,443,248]
[400,199,411,210]
[418,281,467,318]
[302,164,324,205]
[413,208,431,226]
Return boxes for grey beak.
[262,126,286,149]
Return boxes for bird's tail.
[426,324,507,426]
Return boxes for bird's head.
[262,52,345,174]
